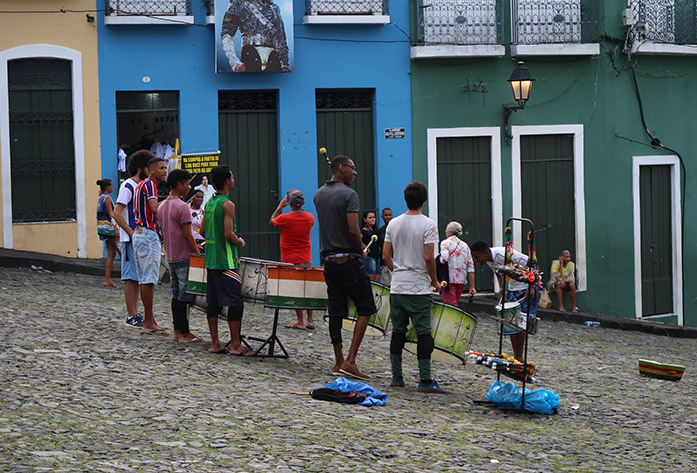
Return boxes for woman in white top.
[439,221,476,306]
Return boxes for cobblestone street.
[1,267,696,472]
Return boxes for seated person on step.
[548,250,577,313]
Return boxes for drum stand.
[245,307,289,359]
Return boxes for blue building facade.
[97,0,412,264]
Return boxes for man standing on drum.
[314,155,375,380]
[470,240,540,362]
[382,181,448,394]
[201,165,254,356]
[270,188,315,330]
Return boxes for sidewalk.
[2,247,696,338]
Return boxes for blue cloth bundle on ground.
[316,378,388,407]
[486,380,559,414]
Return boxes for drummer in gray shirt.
[314,155,376,380]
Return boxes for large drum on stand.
[405,301,477,365]
[341,281,391,336]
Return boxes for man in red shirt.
[270,189,315,329]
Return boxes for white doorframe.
[0,44,86,257]
[632,155,683,324]
[511,124,587,291]
[426,126,503,246]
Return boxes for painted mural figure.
[221,0,291,73]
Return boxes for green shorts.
[389,293,432,336]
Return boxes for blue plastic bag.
[322,378,388,407]
[485,380,559,414]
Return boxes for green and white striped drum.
[405,301,477,365]
[265,265,328,310]
[186,254,207,296]
[341,281,391,336]
[239,257,272,303]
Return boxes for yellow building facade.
[0,1,101,258]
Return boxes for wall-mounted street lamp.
[503,61,535,143]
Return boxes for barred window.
[8,58,76,223]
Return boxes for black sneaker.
[124,314,144,328]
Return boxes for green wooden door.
[520,134,575,277]
[218,91,280,261]
[436,136,493,292]
[316,89,375,212]
[8,58,75,222]
[640,165,673,316]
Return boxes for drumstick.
[319,147,331,166]
[363,234,378,254]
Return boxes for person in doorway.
[201,165,254,356]
[548,250,577,313]
[96,178,121,288]
[361,210,381,283]
[194,175,215,208]
[159,169,203,343]
[221,0,291,73]
[382,181,447,393]
[270,188,316,330]
[113,150,153,329]
[439,221,476,306]
[189,189,206,246]
[377,207,393,286]
[314,155,376,380]
[133,157,170,336]
[470,240,540,362]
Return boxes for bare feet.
[178,333,203,343]
[558,306,566,312]
[104,281,118,288]
[210,343,226,353]
[571,307,578,313]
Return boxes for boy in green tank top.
[200,165,254,356]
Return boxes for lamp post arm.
[503,103,524,144]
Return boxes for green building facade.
[410,0,696,325]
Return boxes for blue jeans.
[169,260,195,303]
[363,256,380,275]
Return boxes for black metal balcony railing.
[415,0,504,46]
[630,0,697,44]
[512,0,600,44]
[105,0,193,16]
[305,0,388,15]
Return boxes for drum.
[342,281,391,336]
[405,302,478,365]
[495,301,521,330]
[265,265,328,310]
[239,257,273,303]
[186,254,207,296]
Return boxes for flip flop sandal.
[179,336,204,343]
[229,347,256,357]
[141,328,169,336]
[285,323,306,330]
[305,324,315,330]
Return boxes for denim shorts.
[120,241,138,282]
[132,227,161,285]
[502,286,540,335]
[363,256,380,275]
[169,260,194,303]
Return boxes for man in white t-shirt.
[470,240,540,361]
[112,150,153,328]
[382,181,447,394]
[194,175,215,208]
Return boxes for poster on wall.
[215,0,294,73]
